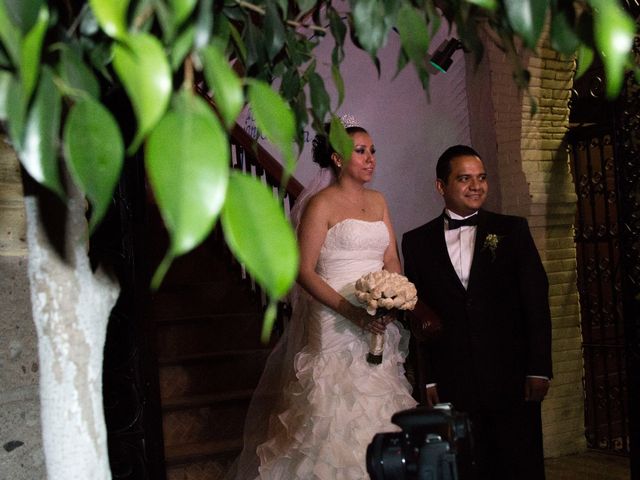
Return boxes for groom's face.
[436,154,488,216]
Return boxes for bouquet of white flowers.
[354,270,418,364]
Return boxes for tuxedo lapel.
[431,214,467,294]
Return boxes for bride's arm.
[296,196,383,334]
[380,194,402,274]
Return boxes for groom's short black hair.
[436,145,482,184]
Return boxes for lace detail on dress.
[321,219,389,253]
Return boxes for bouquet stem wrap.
[367,332,384,364]
[355,270,418,365]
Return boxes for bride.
[231,116,417,479]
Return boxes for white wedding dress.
[255,219,417,479]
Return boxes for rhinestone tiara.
[339,113,361,129]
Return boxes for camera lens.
[366,432,406,480]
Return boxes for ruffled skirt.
[256,321,417,479]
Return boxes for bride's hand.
[363,316,386,335]
[380,311,397,326]
[339,301,386,334]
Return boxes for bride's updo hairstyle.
[312,117,367,175]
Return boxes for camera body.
[366,403,473,480]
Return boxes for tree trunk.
[24,182,119,479]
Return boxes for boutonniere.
[482,233,502,261]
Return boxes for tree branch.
[235,0,327,34]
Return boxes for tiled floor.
[545,451,630,479]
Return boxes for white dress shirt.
[444,209,478,289]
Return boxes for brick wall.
[479,32,587,457]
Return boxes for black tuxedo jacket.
[402,210,552,412]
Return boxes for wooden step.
[162,391,252,447]
[158,350,271,399]
[165,438,243,466]
[155,313,267,358]
[166,456,237,480]
[162,389,254,411]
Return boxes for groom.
[402,145,552,479]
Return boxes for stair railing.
[199,88,304,338]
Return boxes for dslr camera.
[366,403,473,480]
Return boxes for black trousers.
[467,402,545,480]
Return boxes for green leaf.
[3,0,43,33]
[194,0,213,49]
[549,5,580,55]
[210,9,231,52]
[575,43,593,79]
[201,44,244,129]
[228,22,246,66]
[169,0,197,27]
[396,2,430,87]
[308,71,329,126]
[247,79,296,178]
[395,47,409,78]
[329,114,353,166]
[0,71,10,120]
[221,171,298,302]
[170,24,195,71]
[591,0,635,98]
[264,1,285,61]
[504,0,549,49]
[3,75,26,149]
[90,0,129,39]
[261,300,278,344]
[297,0,316,13]
[281,67,301,100]
[58,46,101,99]
[0,40,10,67]
[0,1,21,65]
[113,33,172,154]
[63,99,123,232]
[20,5,48,104]
[244,19,266,69]
[350,0,392,55]
[274,0,288,14]
[328,6,346,50]
[20,66,63,197]
[466,0,497,9]
[331,64,345,108]
[146,91,229,285]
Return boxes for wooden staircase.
[144,110,303,479]
[148,218,274,479]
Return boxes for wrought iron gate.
[568,15,640,471]
[567,126,630,454]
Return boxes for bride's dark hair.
[312,123,368,172]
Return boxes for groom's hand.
[524,377,549,402]
[408,301,442,342]
[425,385,440,408]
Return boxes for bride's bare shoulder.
[302,187,337,221]
[365,188,387,207]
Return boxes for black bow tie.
[445,213,478,230]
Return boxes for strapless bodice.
[316,219,389,292]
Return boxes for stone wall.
[468,31,586,457]
[0,138,45,478]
